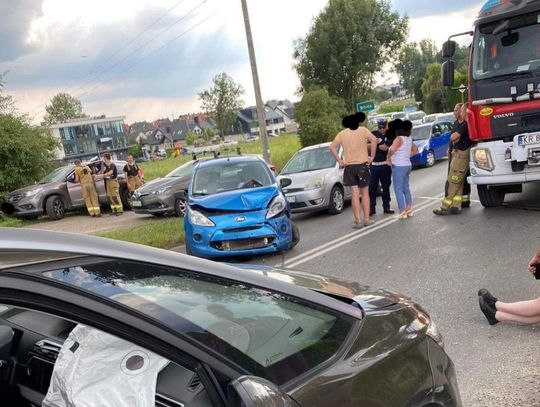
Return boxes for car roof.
[299,142,331,151]
[0,229,362,319]
[196,154,265,169]
[413,123,432,129]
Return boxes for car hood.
[278,168,331,188]
[413,139,429,149]
[234,264,407,312]
[136,177,183,194]
[9,182,62,196]
[190,185,278,211]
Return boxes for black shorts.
[343,164,370,188]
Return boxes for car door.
[439,122,452,156]
[429,124,443,158]
[65,170,85,208]
[91,161,108,203]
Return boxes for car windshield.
[423,115,437,123]
[392,112,407,119]
[411,126,431,141]
[437,114,455,122]
[38,166,73,184]
[473,14,540,80]
[281,147,335,175]
[42,259,353,385]
[192,160,273,195]
[165,160,195,178]
[408,112,425,120]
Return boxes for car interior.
[0,305,212,407]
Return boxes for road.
[226,160,540,406]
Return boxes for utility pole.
[240,0,271,164]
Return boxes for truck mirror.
[442,60,455,87]
[442,40,456,58]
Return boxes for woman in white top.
[387,121,418,219]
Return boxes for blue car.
[410,121,453,167]
[184,155,299,258]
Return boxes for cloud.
[392,0,484,18]
[0,0,44,62]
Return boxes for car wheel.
[426,150,435,167]
[174,198,187,217]
[327,185,344,215]
[291,223,300,248]
[477,185,505,208]
[45,196,65,220]
[120,188,132,210]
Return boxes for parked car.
[436,113,455,123]
[406,110,426,125]
[410,121,453,167]
[422,113,439,124]
[132,158,211,218]
[1,160,131,220]
[184,155,299,258]
[278,143,351,214]
[391,111,407,120]
[0,229,462,407]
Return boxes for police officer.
[74,160,101,217]
[102,153,124,216]
[369,119,395,215]
[445,103,471,208]
[434,103,473,215]
[123,154,143,193]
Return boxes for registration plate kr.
[517,133,540,146]
[286,196,296,203]
[131,200,142,207]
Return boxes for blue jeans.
[392,165,412,213]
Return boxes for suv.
[1,160,130,220]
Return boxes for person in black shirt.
[434,103,473,215]
[103,153,124,215]
[368,119,395,215]
[123,155,143,193]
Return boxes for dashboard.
[0,306,212,407]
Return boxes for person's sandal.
[397,211,408,220]
[406,209,413,217]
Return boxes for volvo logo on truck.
[493,113,515,119]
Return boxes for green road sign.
[356,100,375,112]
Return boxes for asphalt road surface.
[241,159,540,406]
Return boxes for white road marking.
[280,194,443,269]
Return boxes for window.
[43,259,354,385]
[282,148,336,175]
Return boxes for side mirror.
[0,326,14,362]
[228,376,299,407]
[442,40,456,58]
[279,178,292,189]
[442,60,455,87]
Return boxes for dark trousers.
[369,164,392,212]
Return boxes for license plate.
[131,200,142,207]
[286,196,296,203]
[517,133,540,146]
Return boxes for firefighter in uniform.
[369,119,395,215]
[123,154,143,193]
[74,160,101,217]
[434,103,473,215]
[102,153,124,216]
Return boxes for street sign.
[356,101,375,112]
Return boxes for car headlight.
[426,320,444,348]
[473,148,494,171]
[304,177,324,191]
[187,206,215,227]
[154,186,172,195]
[24,187,44,197]
[266,194,287,219]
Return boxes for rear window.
[42,259,354,385]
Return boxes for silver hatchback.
[278,143,351,214]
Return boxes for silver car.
[277,143,351,214]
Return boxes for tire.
[174,197,187,217]
[327,185,344,215]
[477,185,505,208]
[291,223,300,248]
[120,187,132,211]
[426,150,435,167]
[45,196,66,220]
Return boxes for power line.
[28,0,190,115]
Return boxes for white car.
[406,111,426,125]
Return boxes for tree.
[199,73,244,138]
[395,39,438,96]
[0,75,14,115]
[42,93,86,126]
[421,63,446,113]
[294,0,408,110]
[294,88,346,147]
[128,141,142,158]
[185,132,198,146]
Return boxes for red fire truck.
[442,0,540,207]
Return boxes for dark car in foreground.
[1,160,131,220]
[0,229,461,407]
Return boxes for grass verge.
[98,217,184,249]
[0,216,26,227]
[142,134,301,180]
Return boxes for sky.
[0,0,484,124]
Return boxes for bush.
[377,98,417,114]
[128,142,142,158]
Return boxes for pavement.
[23,158,540,405]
